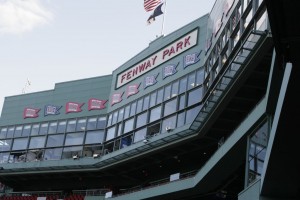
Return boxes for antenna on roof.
[22,78,31,94]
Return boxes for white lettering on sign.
[116,29,198,88]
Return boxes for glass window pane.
[134,128,147,143]
[14,126,23,137]
[22,125,31,136]
[39,123,48,135]
[124,105,130,119]
[48,122,58,134]
[120,135,132,148]
[164,84,171,101]
[0,152,10,163]
[179,77,187,94]
[179,94,186,110]
[136,99,143,114]
[188,87,203,106]
[161,115,176,133]
[76,118,87,131]
[130,102,137,117]
[136,112,148,128]
[44,148,62,160]
[171,81,179,97]
[0,139,12,151]
[150,92,157,107]
[85,130,105,144]
[66,119,76,133]
[87,117,97,130]
[147,123,161,136]
[46,134,64,147]
[118,108,124,122]
[107,114,113,126]
[186,105,202,124]
[12,138,28,150]
[62,146,82,159]
[124,118,134,133]
[177,112,186,128]
[149,106,161,123]
[188,72,196,90]
[29,136,46,149]
[57,121,66,133]
[106,126,116,141]
[196,69,204,86]
[65,132,84,146]
[117,123,123,136]
[112,111,118,125]
[0,128,7,139]
[7,127,15,138]
[97,117,107,129]
[157,88,164,104]
[164,99,177,116]
[143,96,150,111]
[31,124,39,136]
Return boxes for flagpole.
[160,0,167,36]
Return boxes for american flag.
[144,0,161,12]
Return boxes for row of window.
[0,104,202,163]
[106,86,203,141]
[107,68,204,127]
[0,84,203,153]
[0,116,107,139]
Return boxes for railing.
[112,170,198,198]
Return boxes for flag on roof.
[144,0,161,12]
[147,3,164,24]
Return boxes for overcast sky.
[0,0,215,114]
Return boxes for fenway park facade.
[0,0,299,199]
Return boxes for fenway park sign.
[116,29,198,89]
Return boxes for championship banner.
[183,51,202,69]
[23,107,40,119]
[127,83,141,98]
[144,73,159,89]
[44,105,62,116]
[111,92,124,106]
[88,98,107,111]
[65,102,84,113]
[163,62,179,79]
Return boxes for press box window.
[76,118,87,131]
[65,132,84,146]
[85,130,105,144]
[57,121,67,133]
[22,125,31,137]
[39,123,48,135]
[106,126,116,141]
[86,117,97,130]
[31,124,40,136]
[164,98,177,117]
[14,126,23,137]
[29,136,46,149]
[12,138,28,151]
[48,122,58,134]
[46,134,64,147]
[97,117,107,129]
[149,106,161,123]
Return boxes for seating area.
[0,196,37,200]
